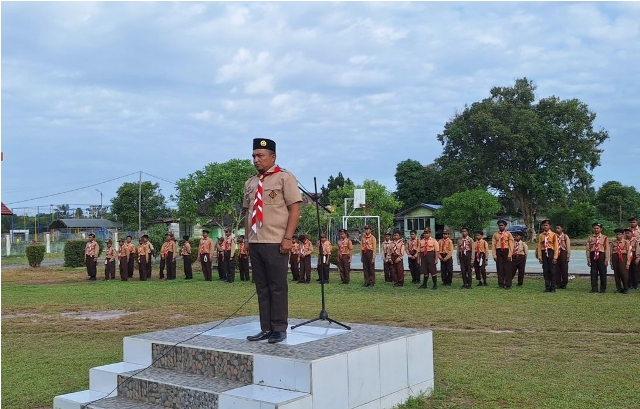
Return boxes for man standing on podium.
[244,138,302,344]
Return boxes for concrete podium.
[54,316,434,409]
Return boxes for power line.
[141,171,176,185]
[7,172,139,205]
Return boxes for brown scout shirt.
[118,243,130,261]
[300,240,313,257]
[319,240,332,265]
[392,239,405,264]
[290,241,300,256]
[224,236,236,253]
[138,242,150,261]
[474,239,489,261]
[407,238,419,260]
[338,238,353,258]
[557,233,571,259]
[181,241,191,256]
[610,239,630,268]
[457,237,475,263]
[127,242,137,256]
[243,166,302,244]
[85,241,99,257]
[586,234,609,265]
[361,233,377,260]
[512,239,528,258]
[537,231,559,261]
[105,246,116,262]
[419,237,439,253]
[199,237,215,258]
[438,238,454,261]
[160,242,170,258]
[492,230,514,259]
[382,239,393,263]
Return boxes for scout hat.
[253,138,276,152]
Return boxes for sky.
[1,1,639,216]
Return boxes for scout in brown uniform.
[216,237,225,280]
[170,236,178,279]
[223,228,237,283]
[555,224,571,289]
[610,228,630,294]
[536,220,559,292]
[361,226,377,288]
[382,233,393,283]
[137,236,150,281]
[244,138,301,344]
[103,239,116,280]
[199,230,215,281]
[317,234,332,284]
[510,231,528,287]
[84,233,99,281]
[407,230,420,284]
[181,235,193,280]
[457,227,474,289]
[165,234,177,280]
[390,230,406,287]
[629,217,640,241]
[337,229,353,284]
[624,229,638,290]
[289,236,300,282]
[587,222,609,293]
[159,235,170,279]
[297,235,313,284]
[474,231,489,286]
[492,220,514,289]
[419,228,439,289]
[126,235,136,278]
[238,235,251,282]
[438,230,454,286]
[117,238,129,281]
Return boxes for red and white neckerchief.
[394,240,403,255]
[423,238,432,255]
[461,238,468,254]
[593,235,601,260]
[558,233,565,250]
[514,241,520,255]
[118,247,125,260]
[200,239,207,255]
[442,238,449,253]
[629,239,636,260]
[251,166,282,233]
[543,232,550,254]
[616,241,623,262]
[363,235,371,251]
[224,238,230,251]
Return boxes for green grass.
[1,252,64,266]
[1,266,639,409]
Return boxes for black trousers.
[541,249,556,291]
[440,256,453,285]
[474,254,487,281]
[224,251,235,282]
[200,254,212,281]
[556,250,569,287]
[166,252,175,279]
[318,262,329,282]
[239,256,250,281]
[85,255,97,278]
[420,252,437,277]
[362,250,375,285]
[511,255,526,286]
[589,251,607,291]
[119,258,128,281]
[496,248,510,287]
[408,257,420,282]
[217,254,226,279]
[612,254,629,291]
[628,258,638,289]
[289,254,300,281]
[183,255,192,279]
[128,255,135,278]
[138,257,148,281]
[383,261,392,282]
[104,260,116,280]
[250,243,289,332]
[459,252,472,286]
[299,255,312,283]
[159,257,167,279]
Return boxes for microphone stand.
[292,177,351,331]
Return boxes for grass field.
[1,263,639,409]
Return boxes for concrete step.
[117,366,248,407]
[53,390,109,409]
[86,396,165,409]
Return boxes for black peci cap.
[497,220,507,226]
[253,138,276,152]
[513,231,523,237]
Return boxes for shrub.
[64,239,104,268]
[329,246,339,267]
[26,245,45,267]
[189,238,200,263]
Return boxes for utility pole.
[95,189,103,218]
[138,171,142,236]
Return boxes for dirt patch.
[2,310,138,321]
[59,310,139,320]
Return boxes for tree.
[328,179,402,233]
[394,160,445,209]
[110,181,170,230]
[436,77,608,241]
[436,190,501,233]
[173,159,256,232]
[320,172,352,206]
[55,204,70,219]
[547,202,598,238]
[594,181,640,225]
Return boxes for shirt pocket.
[263,187,285,206]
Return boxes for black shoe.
[419,283,428,289]
[550,289,556,293]
[247,331,272,341]
[590,289,598,293]
[622,289,629,294]
[517,283,523,286]
[89,277,97,281]
[268,331,287,344]
[432,284,438,290]
[559,285,567,289]
[544,288,550,292]
[483,281,488,286]
[476,281,483,287]
[505,286,511,290]
[316,278,322,282]
[599,289,606,293]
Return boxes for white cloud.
[189,110,212,121]
[244,75,274,95]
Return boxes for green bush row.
[64,239,103,268]
[26,245,45,267]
